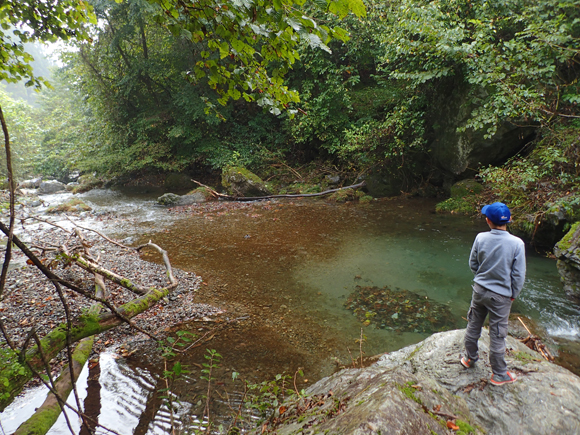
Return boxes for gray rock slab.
[268,365,480,435]
[18,177,42,189]
[38,180,66,195]
[376,329,580,435]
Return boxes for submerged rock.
[261,329,580,435]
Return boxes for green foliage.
[435,197,477,215]
[0,0,95,88]
[376,0,580,137]
[479,122,580,215]
[0,86,42,179]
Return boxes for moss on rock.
[46,198,92,214]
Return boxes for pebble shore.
[0,211,221,376]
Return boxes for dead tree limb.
[0,103,15,300]
[14,337,95,435]
[191,179,367,201]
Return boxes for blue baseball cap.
[481,202,511,225]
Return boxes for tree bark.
[13,337,95,435]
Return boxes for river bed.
[2,189,579,434]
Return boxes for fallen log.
[14,337,95,435]
[0,242,178,412]
[192,179,367,201]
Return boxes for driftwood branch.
[518,317,555,362]
[192,179,367,201]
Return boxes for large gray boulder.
[38,180,66,195]
[427,81,535,176]
[221,166,271,197]
[18,177,42,189]
[554,221,580,299]
[261,329,580,435]
[376,329,580,435]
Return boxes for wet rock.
[554,222,580,300]
[157,190,210,206]
[18,177,42,189]
[221,166,271,197]
[72,174,104,194]
[38,180,66,195]
[157,193,181,206]
[266,329,580,435]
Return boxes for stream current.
[2,188,580,433]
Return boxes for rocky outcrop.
[221,166,271,197]
[427,80,535,177]
[554,222,580,300]
[38,180,66,195]
[260,329,580,435]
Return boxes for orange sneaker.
[490,371,517,386]
[460,356,477,368]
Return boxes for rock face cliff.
[554,222,580,300]
[260,329,580,435]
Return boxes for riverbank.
[0,208,222,388]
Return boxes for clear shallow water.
[3,194,579,433]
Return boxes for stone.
[363,172,403,198]
[157,193,181,206]
[427,80,535,176]
[157,190,211,206]
[554,222,580,299]
[325,175,341,185]
[450,179,482,198]
[221,166,271,197]
[261,329,580,435]
[18,177,42,189]
[376,329,580,434]
[38,180,66,195]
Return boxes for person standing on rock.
[461,202,526,386]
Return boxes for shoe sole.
[461,358,475,368]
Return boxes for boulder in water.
[221,166,271,197]
[38,180,66,195]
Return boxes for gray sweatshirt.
[469,229,526,299]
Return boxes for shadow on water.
[3,196,579,433]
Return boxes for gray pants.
[464,283,513,375]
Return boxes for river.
[2,189,579,434]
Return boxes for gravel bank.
[0,211,222,372]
